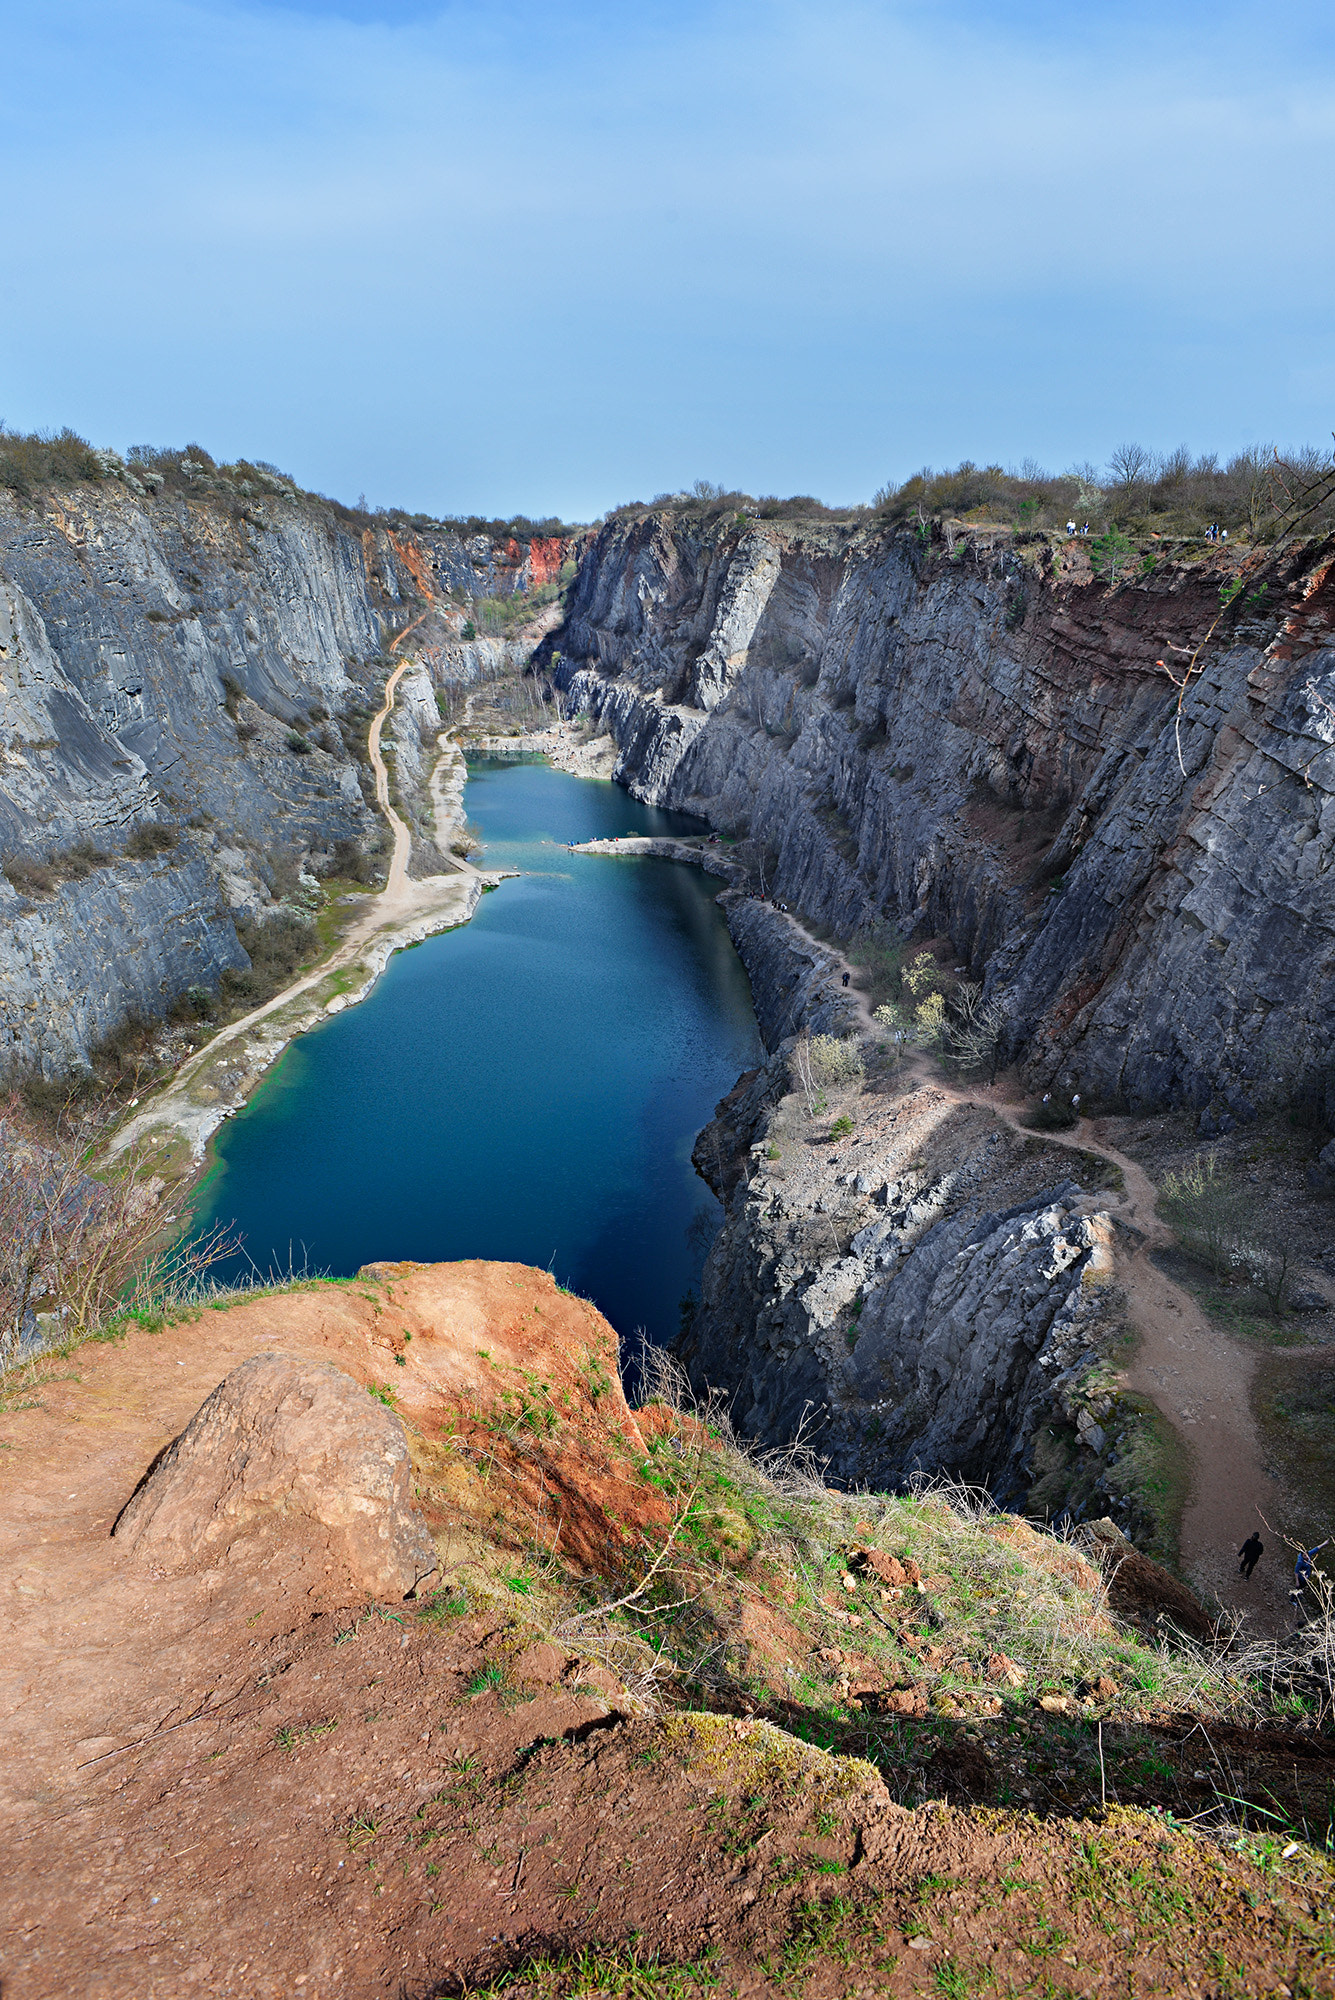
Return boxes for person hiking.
[1238,1532,1263,1579]
[1295,1540,1330,1588]
[841,971,850,987]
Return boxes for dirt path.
[760,906,1291,1635]
[367,654,414,898]
[108,658,502,1167]
[958,1088,1288,1634]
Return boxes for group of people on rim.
[1238,1531,1330,1622]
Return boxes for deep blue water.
[192,761,761,1349]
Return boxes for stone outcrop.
[546,511,1335,1123]
[112,1349,438,1597]
[683,1024,1117,1500]
[0,854,250,1080]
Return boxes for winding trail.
[954,1085,1286,1632]
[565,838,1290,1625]
[762,905,1292,1633]
[109,655,501,1167]
[368,655,414,900]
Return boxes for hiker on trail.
[1066,519,1076,536]
[1295,1541,1330,1589]
[1238,1532,1263,1579]
[841,971,850,987]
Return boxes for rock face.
[683,1021,1116,1500]
[0,472,572,1072]
[547,511,1335,1122]
[112,1350,438,1597]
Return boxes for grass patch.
[464,1943,719,2000]
[418,1589,470,1624]
[274,1719,338,1752]
[608,1358,1262,1747]
[1167,1256,1310,1347]
[1253,1357,1335,1552]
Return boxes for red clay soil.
[1,1264,1331,1998]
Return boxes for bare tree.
[1107,442,1153,492]
[790,1032,821,1117]
[944,982,1010,1083]
[0,1097,234,1369]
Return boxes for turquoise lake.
[192,760,762,1350]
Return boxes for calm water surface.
[193,761,761,1348]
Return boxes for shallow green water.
[193,760,761,1349]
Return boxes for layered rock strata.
[0,473,569,1072]
[683,1027,1117,1502]
[546,512,1335,1122]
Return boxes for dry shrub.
[0,1097,232,1368]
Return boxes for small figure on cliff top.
[1238,1532,1263,1579]
[1066,519,1076,536]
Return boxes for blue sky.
[3,0,1334,518]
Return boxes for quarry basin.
[191,758,762,1349]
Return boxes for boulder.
[1077,1518,1216,1644]
[112,1351,438,1598]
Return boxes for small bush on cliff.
[2,855,56,897]
[1160,1155,1249,1279]
[330,836,377,885]
[1,842,117,900]
[125,822,178,860]
[222,911,313,1009]
[809,1035,864,1089]
[1090,526,1134,585]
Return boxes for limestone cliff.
[676,899,1119,1506]
[546,511,1335,1125]
[0,464,569,1074]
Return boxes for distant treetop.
[5,421,1334,546]
[872,444,1335,542]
